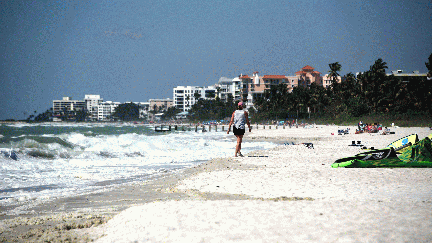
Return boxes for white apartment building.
[215,77,233,102]
[219,74,260,98]
[215,77,243,102]
[173,86,200,112]
[84,95,103,121]
[321,74,342,88]
[202,85,217,99]
[138,102,150,119]
[386,70,428,82]
[232,77,242,101]
[97,101,120,121]
[52,97,86,115]
[240,72,263,109]
[173,86,216,112]
[53,94,157,121]
[216,73,259,109]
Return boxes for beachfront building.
[52,97,86,121]
[173,86,199,112]
[386,70,428,82]
[215,77,233,102]
[237,72,290,109]
[138,102,150,120]
[215,77,242,103]
[285,75,299,91]
[52,97,86,115]
[231,77,243,101]
[173,86,217,112]
[53,97,86,113]
[292,65,323,88]
[97,101,120,121]
[238,73,261,108]
[214,66,333,109]
[262,75,289,90]
[149,98,173,113]
[171,65,344,112]
[84,95,103,121]
[322,74,343,88]
[202,85,217,100]
[231,66,345,109]
[216,75,258,108]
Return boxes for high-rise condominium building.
[173,86,216,112]
[97,101,120,121]
[85,95,103,121]
[52,97,86,116]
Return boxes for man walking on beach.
[227,101,251,157]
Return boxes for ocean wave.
[1,135,77,149]
[27,150,56,159]
[0,123,279,212]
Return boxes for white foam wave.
[0,127,277,212]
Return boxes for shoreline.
[1,125,432,242]
[1,158,251,242]
[0,133,276,241]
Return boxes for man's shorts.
[233,126,245,136]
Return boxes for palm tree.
[151,104,158,115]
[185,95,190,109]
[328,62,342,85]
[193,92,201,101]
[370,58,388,74]
[368,58,388,112]
[426,53,432,79]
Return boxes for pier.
[153,123,301,132]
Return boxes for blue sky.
[1,0,431,120]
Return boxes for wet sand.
[1,125,432,242]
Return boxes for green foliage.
[75,109,89,122]
[426,53,432,74]
[34,109,53,122]
[206,91,216,98]
[162,106,181,120]
[251,55,432,123]
[253,84,291,121]
[189,96,236,121]
[193,92,201,100]
[328,62,342,85]
[113,103,140,121]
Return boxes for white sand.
[95,126,432,242]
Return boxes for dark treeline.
[191,55,432,123]
[112,103,140,121]
[189,93,237,121]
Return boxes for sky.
[1,0,431,120]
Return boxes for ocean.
[0,122,276,216]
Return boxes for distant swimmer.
[227,101,251,157]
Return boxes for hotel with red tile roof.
[176,65,343,111]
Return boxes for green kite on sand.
[332,134,432,168]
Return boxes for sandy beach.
[1,125,432,242]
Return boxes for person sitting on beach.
[358,121,363,131]
[227,101,251,157]
[364,123,370,132]
[369,124,378,133]
[381,127,391,135]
